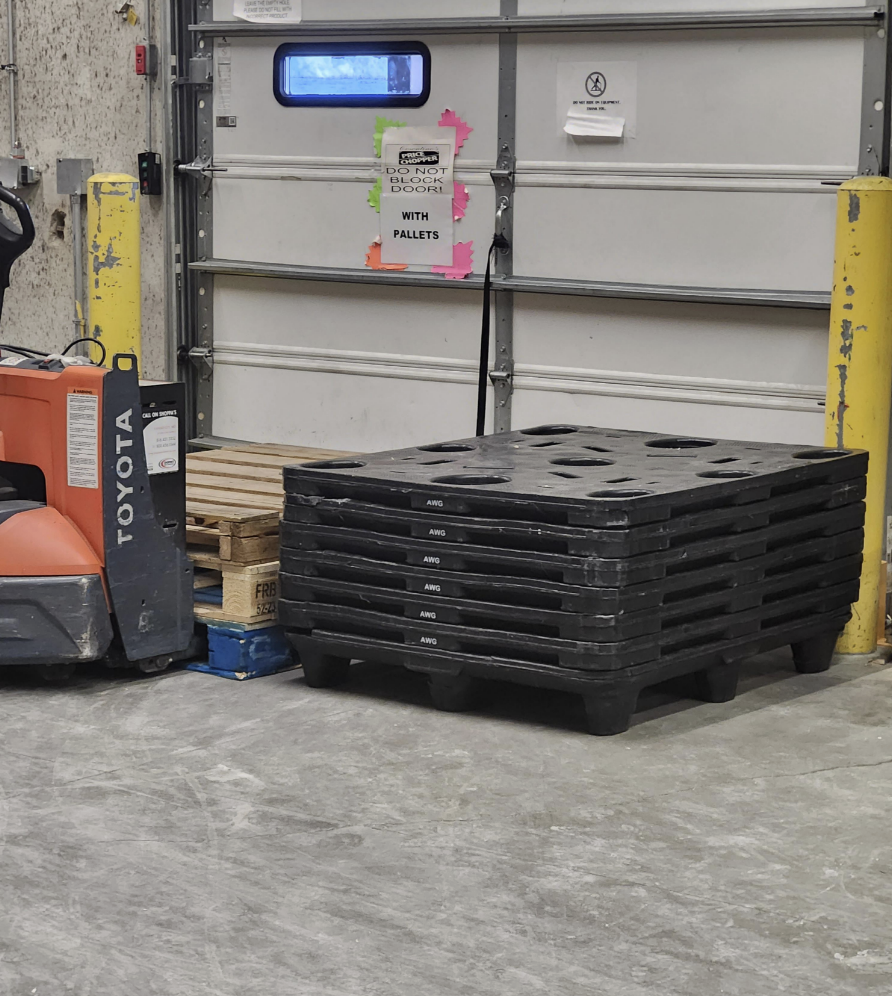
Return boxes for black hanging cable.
[476,232,510,437]
[61,337,107,366]
[0,344,47,357]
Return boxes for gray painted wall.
[0,0,166,378]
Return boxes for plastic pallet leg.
[300,648,351,688]
[694,663,741,704]
[428,673,491,713]
[791,632,839,674]
[583,686,638,737]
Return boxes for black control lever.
[0,185,35,325]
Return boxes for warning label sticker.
[67,392,99,490]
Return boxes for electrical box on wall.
[0,158,39,190]
[135,44,158,78]
[138,151,162,196]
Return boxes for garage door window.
[274,42,432,108]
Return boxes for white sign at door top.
[382,126,456,196]
[557,61,637,140]
[233,0,302,23]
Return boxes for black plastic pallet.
[280,578,859,672]
[280,555,863,642]
[285,426,867,529]
[284,476,865,558]
[282,532,864,615]
[280,503,865,588]
[286,606,850,734]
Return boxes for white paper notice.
[382,126,456,196]
[380,193,455,266]
[143,414,180,476]
[233,0,301,23]
[380,125,456,266]
[215,40,232,113]
[556,61,637,140]
[564,110,625,138]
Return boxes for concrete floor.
[0,653,890,996]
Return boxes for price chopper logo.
[399,149,440,166]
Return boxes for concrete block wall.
[0,0,166,378]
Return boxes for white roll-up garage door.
[183,1,886,451]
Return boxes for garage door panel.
[213,365,481,452]
[214,278,484,359]
[510,389,824,446]
[513,295,829,385]
[214,179,495,270]
[513,186,836,289]
[213,0,500,20]
[215,36,499,161]
[516,30,862,166]
[200,9,867,450]
[517,0,870,14]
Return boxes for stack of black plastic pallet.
[279,426,866,735]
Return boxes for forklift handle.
[0,185,35,292]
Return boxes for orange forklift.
[0,186,194,678]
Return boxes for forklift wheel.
[36,664,77,684]
[137,657,173,675]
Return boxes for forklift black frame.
[272,41,432,108]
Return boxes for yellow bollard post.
[87,173,141,366]
[824,177,892,655]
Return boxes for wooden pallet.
[186,443,355,624]
[186,443,353,516]
[192,558,280,626]
[187,506,281,565]
[186,443,354,565]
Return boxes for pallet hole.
[550,456,614,468]
[793,448,851,460]
[604,477,637,484]
[432,474,512,486]
[520,425,579,436]
[589,488,654,498]
[646,437,716,449]
[305,459,366,469]
[418,443,476,453]
[708,457,739,464]
[549,471,580,479]
[698,470,755,479]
